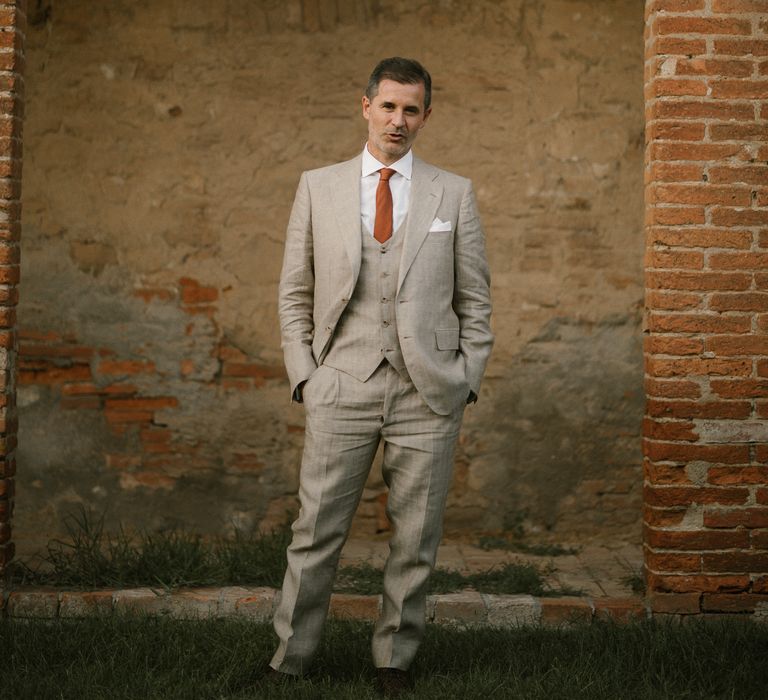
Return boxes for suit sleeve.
[278,172,318,398]
[453,181,493,396]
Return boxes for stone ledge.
[0,586,659,626]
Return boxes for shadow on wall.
[449,312,644,540]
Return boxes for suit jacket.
[278,152,493,415]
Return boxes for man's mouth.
[386,133,405,140]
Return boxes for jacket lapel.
[397,156,443,294]
[330,154,363,285]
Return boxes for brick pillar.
[0,0,23,579]
[644,0,768,617]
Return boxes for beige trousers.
[270,361,464,675]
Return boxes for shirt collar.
[361,144,413,180]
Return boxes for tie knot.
[379,168,396,182]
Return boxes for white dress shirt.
[360,145,412,237]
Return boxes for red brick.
[705,507,768,528]
[759,359,768,377]
[645,378,702,399]
[646,313,750,334]
[0,478,13,498]
[710,166,768,185]
[644,485,749,507]
[713,39,768,56]
[655,16,752,36]
[646,249,704,269]
[702,593,768,612]
[18,364,91,385]
[711,207,768,227]
[713,0,768,12]
[647,398,751,419]
[644,460,695,484]
[645,526,750,550]
[754,576,768,593]
[751,530,768,548]
[709,293,768,311]
[648,206,706,226]
[648,0,705,12]
[644,505,689,528]
[647,573,750,592]
[646,291,703,311]
[650,121,706,141]
[179,277,218,304]
[675,58,754,78]
[710,123,768,142]
[649,163,706,183]
[593,598,646,623]
[652,78,708,98]
[0,264,19,284]
[646,357,751,378]
[644,440,749,463]
[104,397,178,411]
[643,419,698,442]
[650,142,744,161]
[651,37,708,56]
[651,100,753,121]
[758,488,768,505]
[221,363,286,380]
[20,343,94,360]
[133,288,174,303]
[710,252,768,270]
[649,591,701,614]
[644,336,703,355]
[653,185,751,207]
[703,551,768,572]
[710,378,768,398]
[647,271,751,291]
[97,359,156,376]
[540,597,593,625]
[706,335,768,355]
[104,409,154,424]
[708,468,768,487]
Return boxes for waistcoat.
[323,222,408,382]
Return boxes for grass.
[335,560,579,596]
[8,508,578,596]
[3,616,768,699]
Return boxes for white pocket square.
[429,218,452,233]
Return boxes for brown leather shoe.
[375,667,413,697]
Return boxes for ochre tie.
[373,168,396,243]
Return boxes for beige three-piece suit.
[272,152,493,674]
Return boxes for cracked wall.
[15,0,644,552]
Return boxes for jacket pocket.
[435,328,460,350]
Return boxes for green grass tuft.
[9,507,577,596]
[3,616,768,699]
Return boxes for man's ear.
[361,95,371,120]
[420,106,432,128]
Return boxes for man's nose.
[391,109,406,127]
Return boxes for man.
[269,57,493,696]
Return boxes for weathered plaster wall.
[15,0,644,552]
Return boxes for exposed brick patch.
[645,0,768,616]
[0,1,23,575]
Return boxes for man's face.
[362,79,431,165]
